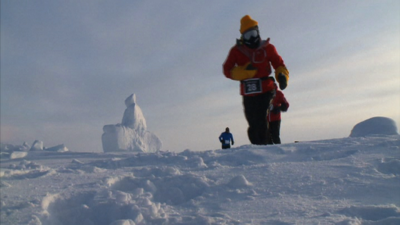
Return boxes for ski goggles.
[243,29,259,40]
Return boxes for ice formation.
[101,94,162,153]
[46,144,69,152]
[30,140,43,151]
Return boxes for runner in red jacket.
[222,15,289,145]
[267,88,289,144]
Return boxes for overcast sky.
[1,0,399,152]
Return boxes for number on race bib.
[243,79,262,95]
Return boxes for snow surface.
[101,94,162,153]
[1,118,400,225]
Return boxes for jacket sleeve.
[278,91,290,111]
[267,44,285,70]
[267,44,289,82]
[222,47,237,79]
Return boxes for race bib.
[243,79,262,95]
[225,140,230,144]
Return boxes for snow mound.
[350,117,399,137]
[102,94,162,153]
[38,166,241,225]
[227,175,253,188]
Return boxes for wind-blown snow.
[101,94,162,153]
[1,118,399,224]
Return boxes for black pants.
[243,91,274,145]
[267,120,281,144]
[222,144,231,149]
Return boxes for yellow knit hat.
[240,15,258,34]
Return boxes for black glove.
[232,141,234,145]
[245,63,257,71]
[280,102,288,112]
[271,106,281,114]
[278,73,287,90]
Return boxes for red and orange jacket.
[223,39,289,96]
[268,89,289,122]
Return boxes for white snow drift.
[0,117,399,225]
[101,94,162,153]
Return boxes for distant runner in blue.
[219,127,234,149]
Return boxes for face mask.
[244,35,260,49]
[243,29,260,49]
[243,29,258,40]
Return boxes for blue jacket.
[219,132,234,146]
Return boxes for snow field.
[1,134,399,224]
